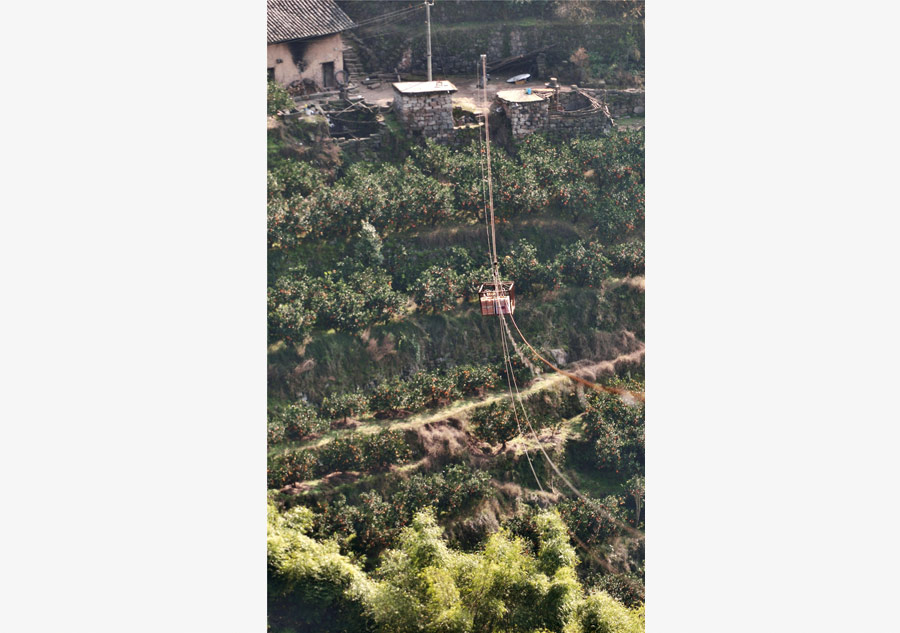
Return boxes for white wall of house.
[267,33,344,88]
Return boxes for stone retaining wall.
[582,88,645,118]
[498,98,548,139]
[546,111,612,136]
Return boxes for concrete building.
[392,81,458,141]
[267,0,356,89]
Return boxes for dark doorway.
[267,67,275,81]
[322,62,335,89]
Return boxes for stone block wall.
[545,111,613,136]
[499,99,549,139]
[393,91,455,141]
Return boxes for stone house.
[496,87,613,139]
[267,0,356,89]
[392,81,458,142]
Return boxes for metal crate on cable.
[478,281,515,316]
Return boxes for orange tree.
[581,392,645,476]
[469,400,519,448]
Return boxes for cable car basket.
[478,281,515,316]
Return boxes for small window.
[267,67,275,81]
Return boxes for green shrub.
[267,265,315,343]
[498,353,537,387]
[556,240,612,288]
[449,364,499,396]
[469,400,519,448]
[606,241,645,276]
[383,159,458,229]
[582,393,645,476]
[267,80,294,116]
[369,378,427,417]
[412,139,484,221]
[267,196,312,249]
[270,160,322,198]
[280,401,329,441]
[590,573,645,608]
[522,388,582,429]
[413,265,464,313]
[311,270,404,333]
[413,371,460,408]
[312,465,491,560]
[267,503,374,633]
[268,449,318,488]
[316,430,414,477]
[362,429,413,472]
[565,590,644,633]
[395,464,492,518]
[267,420,286,449]
[318,435,366,473]
[558,495,627,548]
[321,391,370,420]
[501,239,554,293]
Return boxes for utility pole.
[481,54,498,276]
[425,0,434,81]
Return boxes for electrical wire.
[351,4,424,29]
[474,54,644,568]
[508,312,645,402]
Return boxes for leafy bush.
[369,510,583,633]
[607,240,645,276]
[412,371,460,408]
[341,221,384,273]
[566,590,644,633]
[267,196,312,249]
[312,465,491,560]
[280,401,329,441]
[361,429,413,472]
[269,160,322,198]
[267,420,287,449]
[558,495,628,548]
[268,449,318,488]
[590,573,645,608]
[582,392,645,476]
[412,265,464,313]
[267,80,294,116]
[316,430,413,477]
[321,391,370,420]
[317,435,366,473]
[449,364,499,396]
[412,139,484,221]
[556,240,612,288]
[310,270,404,333]
[469,400,519,448]
[592,182,645,242]
[395,464,493,518]
[268,265,315,344]
[501,239,555,293]
[267,503,374,633]
[382,159,458,229]
[498,352,537,386]
[369,378,427,417]
[521,387,582,429]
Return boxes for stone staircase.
[341,44,366,82]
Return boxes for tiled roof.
[267,0,356,44]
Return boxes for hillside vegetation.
[267,76,645,631]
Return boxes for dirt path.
[282,343,645,455]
